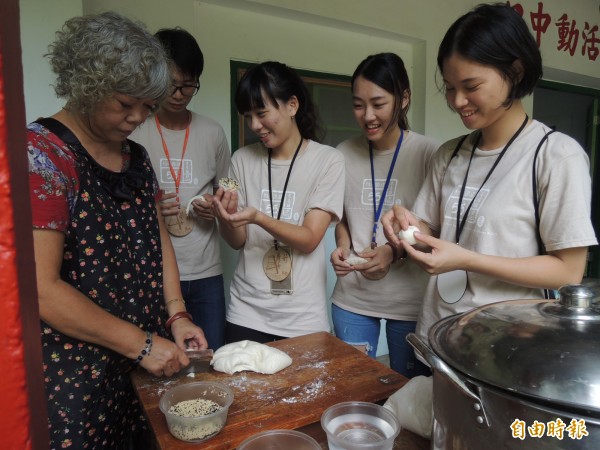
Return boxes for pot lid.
[429,281,600,413]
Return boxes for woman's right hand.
[381,205,418,246]
[212,188,241,225]
[139,334,190,378]
[212,188,247,249]
[330,246,353,276]
[212,187,239,215]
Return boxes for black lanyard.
[455,115,528,244]
[268,137,303,249]
[369,130,404,249]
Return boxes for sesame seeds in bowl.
[159,381,234,443]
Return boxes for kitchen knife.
[182,349,214,374]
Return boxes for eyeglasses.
[170,84,199,97]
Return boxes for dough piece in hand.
[345,255,369,266]
[218,177,240,192]
[210,340,292,375]
[186,194,207,216]
[398,225,420,246]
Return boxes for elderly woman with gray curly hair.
[27,12,208,449]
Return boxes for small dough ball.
[345,256,369,266]
[398,225,420,246]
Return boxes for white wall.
[22,0,600,151]
[214,0,600,141]
[20,0,600,355]
[19,0,82,123]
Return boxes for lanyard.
[155,113,190,199]
[455,115,529,244]
[369,130,404,249]
[268,137,303,249]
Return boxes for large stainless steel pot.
[408,282,600,450]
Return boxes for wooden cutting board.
[131,331,409,449]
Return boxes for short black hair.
[352,52,411,130]
[154,27,204,80]
[437,3,542,104]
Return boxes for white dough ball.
[210,340,292,375]
[398,225,420,246]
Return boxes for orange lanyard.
[154,113,190,198]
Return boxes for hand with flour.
[185,193,214,220]
[382,205,476,276]
[382,205,424,245]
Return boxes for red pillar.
[0,0,49,448]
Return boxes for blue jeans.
[331,303,430,378]
[180,275,226,350]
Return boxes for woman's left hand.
[353,245,395,280]
[170,318,208,350]
[402,232,471,275]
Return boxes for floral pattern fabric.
[28,120,165,449]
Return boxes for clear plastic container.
[237,429,321,449]
[159,381,234,443]
[321,401,400,450]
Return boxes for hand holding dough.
[186,195,207,215]
[210,340,292,374]
[398,225,420,246]
[345,255,369,266]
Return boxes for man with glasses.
[132,27,231,350]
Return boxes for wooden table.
[131,331,430,449]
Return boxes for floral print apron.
[29,119,166,449]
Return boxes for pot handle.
[407,333,490,428]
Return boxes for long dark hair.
[437,3,542,107]
[235,61,323,142]
[351,52,411,131]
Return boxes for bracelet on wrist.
[385,242,399,263]
[165,298,185,308]
[134,330,153,364]
[165,311,193,333]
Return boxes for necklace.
[454,114,529,244]
[262,137,303,283]
[368,130,404,249]
[154,113,191,199]
[267,137,303,249]
[438,114,529,304]
[155,113,193,237]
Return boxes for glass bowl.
[321,401,400,450]
[237,429,321,449]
